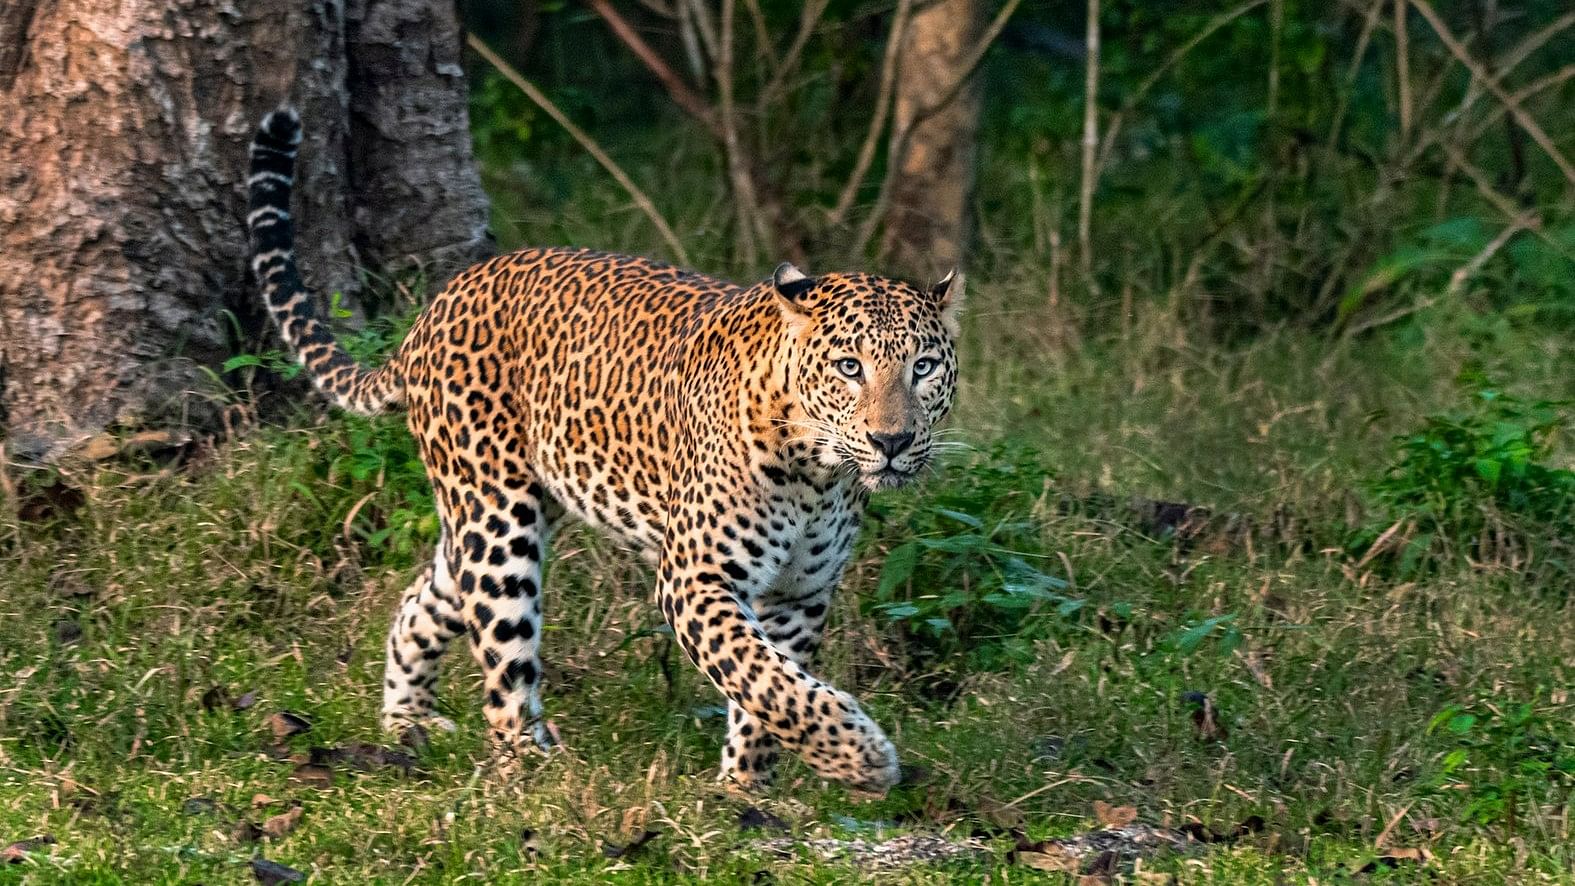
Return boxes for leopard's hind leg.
[382,547,466,735]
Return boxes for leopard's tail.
[247,107,404,416]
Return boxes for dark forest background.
[1,1,1573,881]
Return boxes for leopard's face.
[773,265,964,491]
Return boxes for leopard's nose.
[866,431,914,458]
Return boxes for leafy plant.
[1429,699,1575,835]
[1356,386,1575,574]
[864,444,1076,671]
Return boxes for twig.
[686,0,719,62]
[740,0,777,81]
[466,34,690,265]
[1394,0,1411,138]
[677,0,706,81]
[1268,0,1283,117]
[1455,10,1574,117]
[1408,0,1575,186]
[1445,212,1536,299]
[1077,0,1100,284]
[1328,0,1385,156]
[756,0,829,111]
[585,0,722,138]
[1093,0,1267,179]
[1461,64,1575,149]
[716,0,770,264]
[1339,210,1532,339]
[852,0,1024,253]
[829,0,915,226]
[909,0,1024,133]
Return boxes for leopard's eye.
[912,357,939,380]
[835,358,863,380]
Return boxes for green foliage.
[865,445,1076,671]
[1429,699,1575,833]
[470,68,538,173]
[1341,216,1575,326]
[1358,385,1575,574]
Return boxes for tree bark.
[0,0,490,462]
[880,0,984,280]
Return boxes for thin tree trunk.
[0,0,490,462]
[879,0,985,280]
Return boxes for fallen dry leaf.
[738,806,789,833]
[602,829,660,859]
[268,711,312,741]
[261,805,304,839]
[233,690,259,711]
[182,796,218,816]
[250,856,306,883]
[3,835,57,864]
[310,743,415,774]
[252,793,278,808]
[201,686,231,712]
[1094,801,1138,828]
[1185,691,1228,741]
[1083,849,1118,876]
[1015,844,1080,872]
[289,762,334,789]
[1358,846,1432,873]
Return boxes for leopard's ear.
[930,269,966,335]
[772,262,817,319]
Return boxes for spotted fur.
[247,107,964,791]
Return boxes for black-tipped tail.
[246,108,403,416]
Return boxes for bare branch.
[757,0,830,110]
[1327,0,1384,152]
[716,0,770,264]
[677,0,706,81]
[1394,0,1411,138]
[686,0,719,61]
[740,0,778,81]
[850,0,1025,251]
[828,0,915,226]
[585,0,723,139]
[1077,0,1100,283]
[466,34,691,265]
[1409,0,1575,186]
[1461,64,1575,149]
[1094,0,1266,178]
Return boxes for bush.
[863,444,1077,672]
[1356,386,1575,575]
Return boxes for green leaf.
[933,508,984,529]
[877,542,920,600]
[1473,459,1503,486]
[1447,713,1478,735]
[880,603,920,620]
[916,534,988,553]
[1175,614,1237,654]
[222,354,263,372]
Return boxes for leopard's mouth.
[863,466,917,490]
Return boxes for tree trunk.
[880,0,983,280]
[0,0,491,462]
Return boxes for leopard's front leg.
[719,493,862,791]
[658,484,897,792]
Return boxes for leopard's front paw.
[798,694,900,793]
[382,710,458,737]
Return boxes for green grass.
[4,291,1574,882]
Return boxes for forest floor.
[2,277,1573,882]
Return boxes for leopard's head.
[773,263,964,491]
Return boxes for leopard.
[246,107,963,792]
